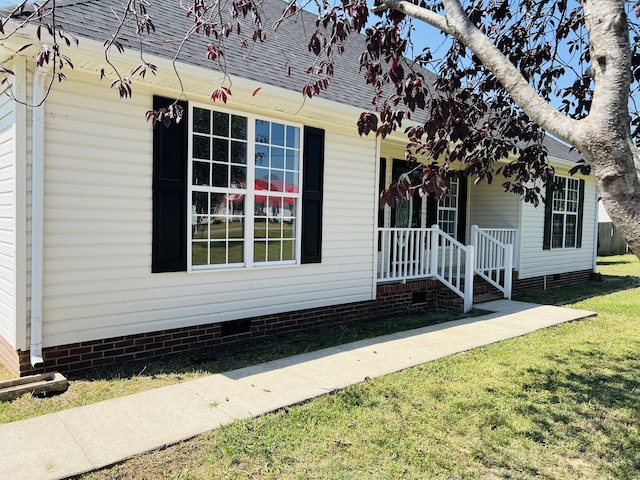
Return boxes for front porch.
[376,225,517,312]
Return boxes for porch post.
[464,244,475,312]
[504,244,513,300]
[430,225,440,277]
[470,224,479,271]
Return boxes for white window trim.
[551,175,580,250]
[437,176,459,238]
[187,102,304,272]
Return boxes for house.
[0,0,597,377]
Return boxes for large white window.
[189,105,301,269]
[551,176,580,249]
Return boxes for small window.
[438,177,459,237]
[550,176,581,249]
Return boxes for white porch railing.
[471,225,516,299]
[378,226,474,312]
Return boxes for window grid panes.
[438,177,458,237]
[551,176,579,249]
[190,106,301,269]
[253,120,300,263]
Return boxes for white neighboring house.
[0,0,598,376]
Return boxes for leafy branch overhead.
[0,0,639,258]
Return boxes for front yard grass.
[80,254,640,479]
[1,254,639,479]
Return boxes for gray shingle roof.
[7,0,584,163]
[543,135,585,163]
[43,0,423,112]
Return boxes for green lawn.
[2,255,639,479]
[192,220,296,264]
[77,255,640,479]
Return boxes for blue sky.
[0,0,586,109]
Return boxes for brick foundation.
[6,279,460,377]
[511,269,593,296]
[1,270,593,377]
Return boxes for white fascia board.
[547,154,587,171]
[3,24,369,129]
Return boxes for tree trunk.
[574,0,640,259]
[582,139,640,258]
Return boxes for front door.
[391,159,422,228]
[389,160,467,241]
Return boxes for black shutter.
[576,179,585,248]
[301,126,325,264]
[456,173,468,243]
[152,96,188,273]
[542,178,554,250]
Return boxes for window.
[438,177,459,237]
[543,175,585,250]
[189,105,301,269]
[550,176,579,248]
[151,95,324,273]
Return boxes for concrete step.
[0,372,68,401]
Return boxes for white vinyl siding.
[518,170,596,279]
[466,176,520,231]
[40,76,376,347]
[0,90,15,348]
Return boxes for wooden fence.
[598,222,630,256]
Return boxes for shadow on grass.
[66,309,483,383]
[513,276,639,306]
[597,259,635,266]
[520,345,640,478]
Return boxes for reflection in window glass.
[191,193,245,266]
[272,123,285,146]
[286,125,299,148]
[193,108,210,134]
[191,106,300,268]
[213,111,229,137]
[231,141,247,165]
[256,119,269,143]
[231,115,247,140]
[193,161,210,186]
[193,136,210,160]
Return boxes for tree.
[1,0,639,258]
[340,0,640,259]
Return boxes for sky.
[0,0,614,112]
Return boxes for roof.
[5,0,584,164]
[542,135,585,163]
[25,0,424,112]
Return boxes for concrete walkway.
[0,300,596,480]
